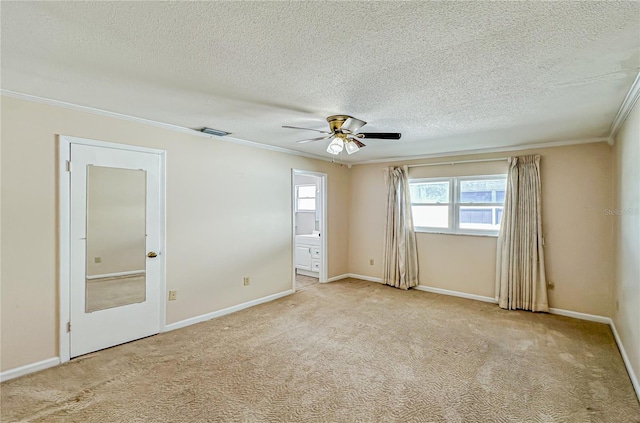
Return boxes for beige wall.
[349,142,614,316]
[0,96,350,371]
[0,97,3,370]
[613,99,640,386]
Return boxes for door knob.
[147,251,158,258]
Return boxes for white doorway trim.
[58,135,167,363]
[291,169,328,291]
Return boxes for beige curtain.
[383,166,419,290]
[496,155,549,312]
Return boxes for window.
[409,175,506,235]
[296,185,316,211]
[409,180,451,229]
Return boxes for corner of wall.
[610,139,618,321]
[609,94,640,402]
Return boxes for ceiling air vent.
[200,127,231,136]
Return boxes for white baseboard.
[415,285,498,304]
[346,273,383,283]
[0,357,60,382]
[325,273,381,283]
[413,286,614,325]
[548,308,611,324]
[164,289,294,332]
[325,273,350,283]
[610,319,640,402]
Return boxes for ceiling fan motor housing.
[326,115,352,132]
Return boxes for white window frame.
[295,184,316,212]
[409,177,455,234]
[410,174,507,236]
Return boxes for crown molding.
[0,89,344,165]
[351,136,610,165]
[0,88,625,166]
[609,71,640,140]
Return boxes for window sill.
[415,230,499,238]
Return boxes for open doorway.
[292,170,327,292]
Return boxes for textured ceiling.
[1,1,639,163]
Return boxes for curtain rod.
[406,157,508,168]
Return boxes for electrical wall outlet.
[94,257,102,264]
[243,277,250,286]
[168,290,177,301]
[369,259,374,266]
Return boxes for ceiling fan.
[283,115,401,155]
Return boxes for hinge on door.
[67,322,71,332]
[65,160,71,172]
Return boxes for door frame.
[58,135,167,363]
[291,169,328,290]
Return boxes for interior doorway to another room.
[292,170,327,292]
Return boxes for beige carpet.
[2,279,639,422]
[295,274,319,291]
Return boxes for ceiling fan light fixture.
[345,140,360,154]
[326,137,344,155]
[283,115,399,155]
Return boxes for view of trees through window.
[409,181,449,204]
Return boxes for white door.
[70,144,162,358]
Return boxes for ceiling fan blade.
[359,132,402,140]
[352,139,366,148]
[296,135,334,144]
[283,125,331,134]
[341,117,366,133]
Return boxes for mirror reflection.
[85,166,147,312]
